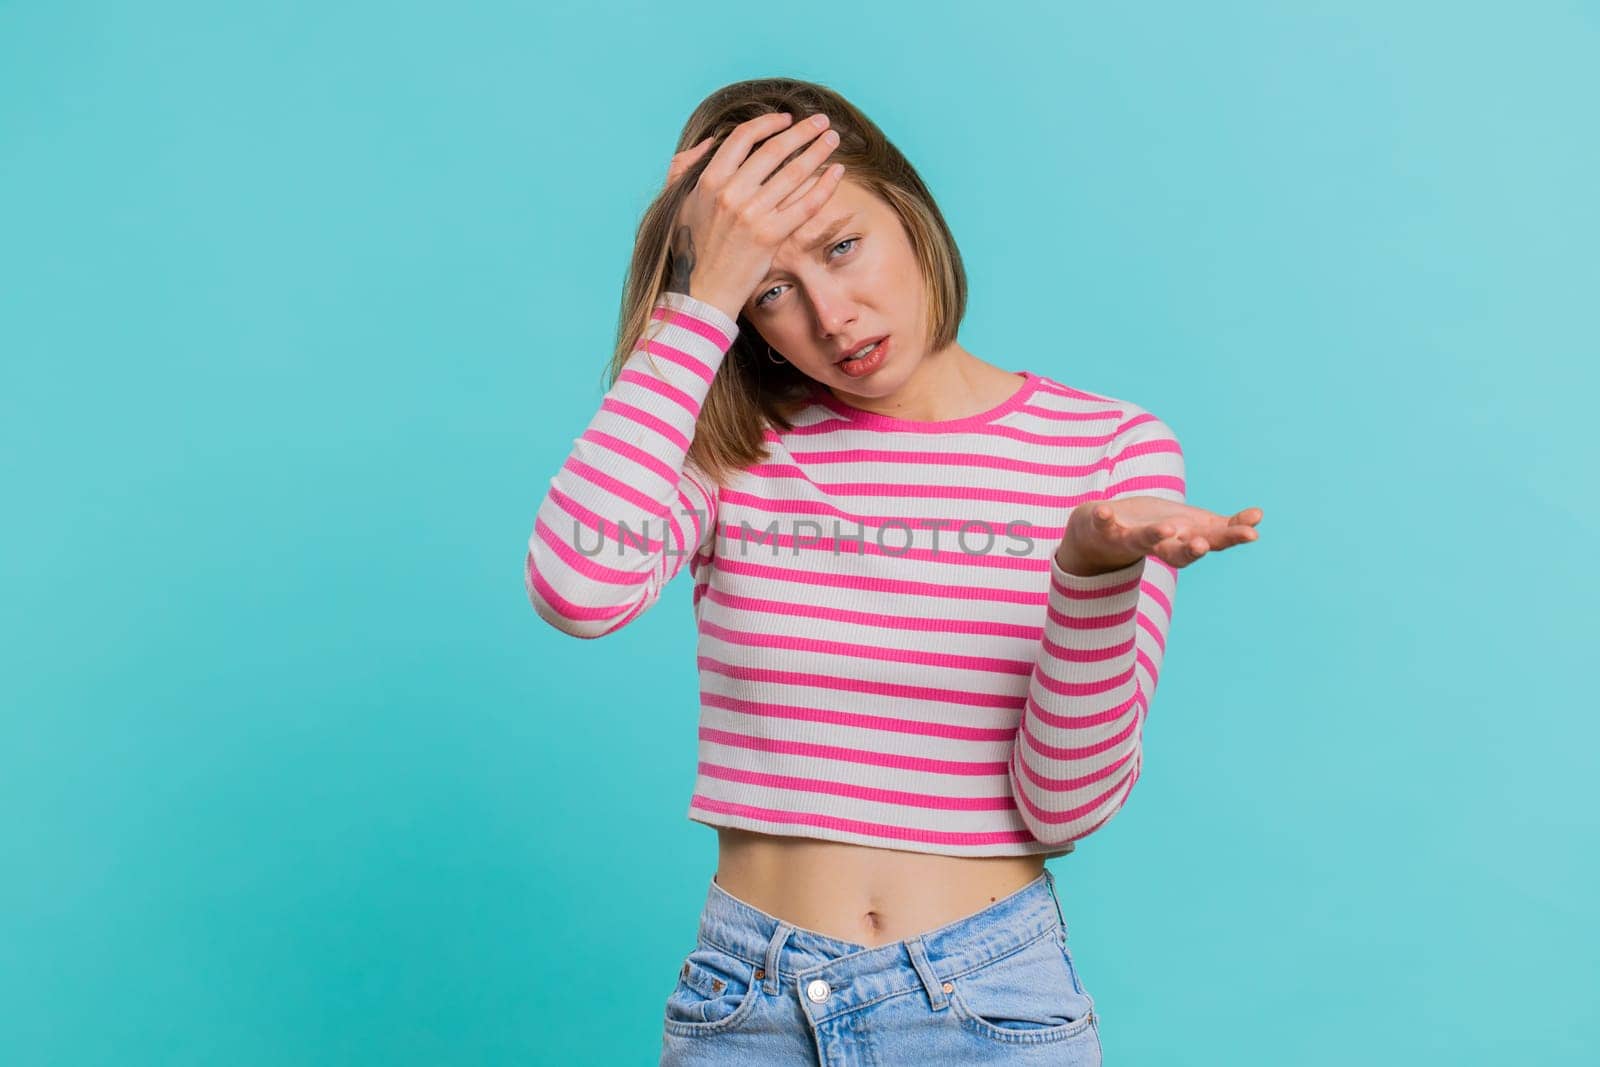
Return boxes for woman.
[525,78,1262,1064]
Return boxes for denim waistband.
[695,867,1068,1022]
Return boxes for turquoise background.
[3,1,1595,1063]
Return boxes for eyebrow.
[806,211,859,252]
[751,212,859,298]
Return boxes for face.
[741,178,931,401]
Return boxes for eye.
[753,237,861,309]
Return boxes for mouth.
[835,336,888,365]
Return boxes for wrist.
[684,283,746,324]
[1054,537,1141,578]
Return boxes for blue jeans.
[660,867,1102,1065]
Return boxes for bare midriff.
[714,827,1055,949]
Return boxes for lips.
[835,335,888,364]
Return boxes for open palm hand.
[1058,497,1264,575]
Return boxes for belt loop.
[904,935,949,1011]
[1044,866,1067,932]
[763,922,794,996]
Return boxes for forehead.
[774,178,881,257]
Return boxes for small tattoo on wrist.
[667,225,696,294]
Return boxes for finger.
[773,165,830,213]
[667,136,715,183]
[1140,520,1177,550]
[1217,522,1260,547]
[699,112,797,188]
[723,113,837,204]
[1228,507,1264,526]
[750,124,843,214]
[1088,503,1125,539]
[1172,535,1209,566]
[1091,503,1156,543]
[773,160,847,231]
[1152,532,1209,567]
[1186,526,1251,553]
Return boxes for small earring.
[766,344,788,364]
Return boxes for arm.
[524,290,738,639]
[1010,404,1186,846]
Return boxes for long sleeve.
[524,291,738,639]
[1010,403,1186,847]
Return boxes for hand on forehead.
[777,165,852,219]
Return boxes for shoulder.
[1026,373,1178,443]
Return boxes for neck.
[830,342,1001,422]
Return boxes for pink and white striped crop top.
[525,290,1186,858]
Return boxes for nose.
[810,286,858,343]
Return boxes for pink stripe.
[559,455,673,521]
[1044,599,1139,635]
[779,446,1111,478]
[1011,755,1139,831]
[697,760,1016,812]
[1108,471,1186,497]
[703,586,1042,640]
[698,655,1024,710]
[681,467,715,508]
[576,428,678,497]
[671,486,703,553]
[1134,648,1163,691]
[711,556,1049,606]
[720,487,1064,541]
[1037,629,1133,667]
[699,725,1007,775]
[1011,742,1139,799]
[689,794,1039,848]
[1111,411,1164,437]
[1016,405,1126,425]
[524,549,638,624]
[650,303,733,348]
[1138,581,1174,622]
[599,396,691,453]
[1050,571,1142,602]
[721,525,1047,574]
[547,484,668,551]
[617,366,698,417]
[1025,687,1141,732]
[1030,658,1136,704]
[600,597,649,635]
[699,619,1033,675]
[533,515,651,587]
[1109,433,1181,464]
[740,464,1112,508]
[1032,378,1117,405]
[790,418,1120,451]
[700,690,1013,744]
[1136,608,1170,652]
[1017,710,1139,762]
[664,492,692,562]
[633,336,718,386]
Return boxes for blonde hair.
[607,77,969,487]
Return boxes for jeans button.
[806,978,831,1003]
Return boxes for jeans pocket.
[662,942,762,1036]
[946,928,1098,1046]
